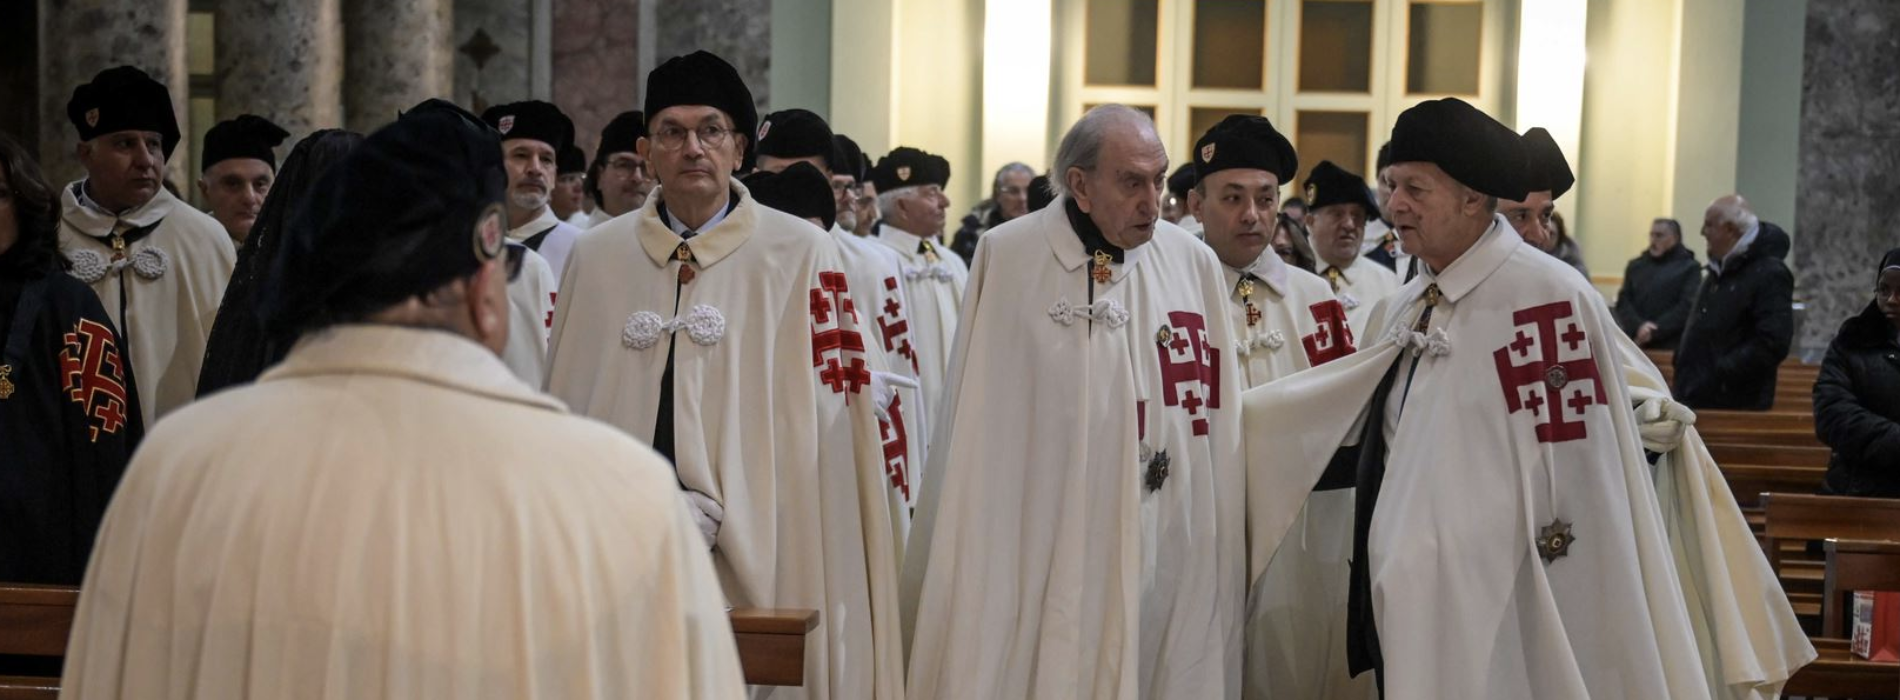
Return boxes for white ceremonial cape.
[903,201,1244,699]
[58,182,235,423]
[509,206,580,281]
[60,325,746,699]
[1616,335,1815,699]
[1319,257,1399,339]
[584,206,615,230]
[1241,216,1710,699]
[835,224,927,530]
[875,225,966,417]
[1221,251,1373,700]
[501,248,557,385]
[546,183,905,700]
[565,209,591,228]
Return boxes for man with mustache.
[583,110,654,230]
[57,65,235,424]
[1306,160,1397,337]
[196,114,287,247]
[482,101,581,282]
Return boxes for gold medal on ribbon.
[0,365,13,400]
[1091,250,1113,284]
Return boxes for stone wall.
[551,0,639,160]
[655,0,771,119]
[1796,0,1900,359]
[455,0,535,111]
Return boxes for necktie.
[653,230,697,465]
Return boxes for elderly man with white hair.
[1673,194,1795,410]
[903,104,1244,699]
[873,147,965,416]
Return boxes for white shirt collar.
[662,193,733,237]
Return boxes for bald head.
[1701,193,1758,261]
[1054,105,1169,249]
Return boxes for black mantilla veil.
[197,129,364,397]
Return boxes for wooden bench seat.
[1783,637,1899,699]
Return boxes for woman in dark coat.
[1814,247,1900,497]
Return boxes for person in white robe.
[544,51,904,700]
[583,110,653,231]
[500,243,557,384]
[482,101,581,281]
[57,66,236,424]
[1503,127,1814,699]
[871,147,965,418]
[1183,115,1374,700]
[1305,160,1397,336]
[904,105,1245,699]
[60,102,745,700]
[1241,98,1711,699]
[752,113,929,519]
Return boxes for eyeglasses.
[651,124,733,151]
[831,179,857,193]
[503,242,526,282]
[605,156,647,177]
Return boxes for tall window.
[186,6,217,205]
[1055,0,1505,186]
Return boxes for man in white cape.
[482,100,582,280]
[1505,126,1815,699]
[871,147,966,418]
[60,102,744,700]
[1305,160,1397,338]
[904,105,1244,699]
[1241,98,1710,699]
[544,51,904,700]
[753,109,928,519]
[58,66,235,423]
[1183,115,1372,700]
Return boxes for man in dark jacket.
[1813,248,1900,497]
[1614,218,1701,349]
[1674,194,1794,410]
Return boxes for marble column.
[216,0,344,143]
[552,0,639,158]
[37,0,189,189]
[655,0,771,114]
[344,0,455,132]
[1795,0,1900,359]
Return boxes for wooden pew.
[1708,442,1828,469]
[1823,539,1900,638]
[1762,494,1900,574]
[1784,637,1900,699]
[0,584,820,693]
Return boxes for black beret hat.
[481,100,573,154]
[1166,163,1196,198]
[261,100,508,335]
[594,110,644,164]
[644,51,758,160]
[1387,97,1527,201]
[743,161,835,230]
[1026,174,1055,213]
[871,146,950,192]
[1303,160,1380,220]
[832,134,867,182]
[67,66,181,159]
[201,114,290,172]
[558,143,586,175]
[1519,127,1574,200]
[757,109,836,168]
[1193,114,1298,185]
[1375,141,1393,172]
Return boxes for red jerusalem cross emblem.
[1492,301,1606,443]
[1300,299,1356,366]
[879,394,912,504]
[1157,311,1222,436]
[877,276,919,374]
[59,318,130,442]
[810,271,872,396]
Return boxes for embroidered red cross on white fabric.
[1491,301,1606,443]
[811,271,872,395]
[1300,299,1356,366]
[545,291,556,329]
[1158,311,1222,436]
[877,276,918,374]
[59,318,129,442]
[879,394,912,504]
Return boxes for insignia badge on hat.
[757,119,772,141]
[85,108,100,128]
[1305,183,1317,203]
[497,115,515,134]
[896,165,912,182]
[473,203,506,260]
[1200,143,1215,162]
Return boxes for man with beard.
[1613,218,1700,349]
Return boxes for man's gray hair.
[1653,217,1683,239]
[992,162,1035,194]
[876,187,908,222]
[1709,195,1759,232]
[1048,104,1158,199]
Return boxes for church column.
[37,0,190,188]
[215,0,344,141]
[343,0,454,133]
[551,0,639,159]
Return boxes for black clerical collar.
[1064,198,1124,263]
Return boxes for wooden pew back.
[1823,539,1900,638]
